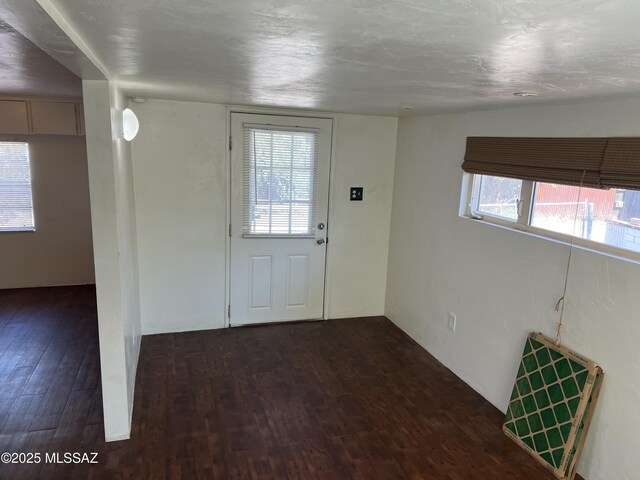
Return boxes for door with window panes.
[229,113,332,325]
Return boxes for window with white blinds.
[0,142,35,232]
[243,125,318,236]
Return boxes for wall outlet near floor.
[448,313,457,332]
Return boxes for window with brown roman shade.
[462,137,609,188]
[462,137,640,258]
[601,137,640,189]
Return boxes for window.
[243,126,318,236]
[475,175,523,221]
[0,142,34,232]
[468,174,640,256]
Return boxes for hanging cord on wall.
[554,170,587,346]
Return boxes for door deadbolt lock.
[316,238,325,245]
[317,222,325,230]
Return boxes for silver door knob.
[317,222,325,230]
[316,238,325,245]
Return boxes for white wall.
[83,80,141,441]
[326,114,397,318]
[386,97,640,480]
[130,100,397,334]
[0,135,94,289]
[110,85,141,439]
[131,100,227,334]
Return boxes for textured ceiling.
[37,0,640,114]
[0,17,81,98]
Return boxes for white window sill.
[0,228,36,233]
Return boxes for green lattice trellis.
[504,333,603,480]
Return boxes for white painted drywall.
[130,99,227,334]
[326,114,397,318]
[386,97,640,480]
[0,135,94,289]
[130,100,397,334]
[82,80,141,441]
[110,84,141,439]
[40,0,640,115]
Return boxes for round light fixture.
[122,108,139,141]
[513,92,538,97]
[402,105,415,110]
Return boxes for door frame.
[224,106,338,327]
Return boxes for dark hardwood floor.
[0,286,581,479]
[0,286,102,480]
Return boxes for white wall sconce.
[122,108,140,141]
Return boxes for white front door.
[229,113,332,326]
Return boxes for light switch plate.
[350,187,363,201]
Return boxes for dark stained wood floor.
[0,286,102,480]
[0,286,582,479]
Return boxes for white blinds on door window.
[0,142,34,232]
[242,124,319,236]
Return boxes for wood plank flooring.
[0,286,582,479]
[0,286,101,480]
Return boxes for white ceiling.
[33,0,640,114]
[0,16,81,98]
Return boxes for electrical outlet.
[448,313,457,332]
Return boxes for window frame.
[464,173,640,263]
[470,175,534,223]
[0,140,35,233]
[242,125,319,238]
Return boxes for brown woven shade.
[462,137,608,188]
[601,138,640,189]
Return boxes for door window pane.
[243,128,318,235]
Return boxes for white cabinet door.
[0,101,29,134]
[30,101,78,135]
[229,113,332,326]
